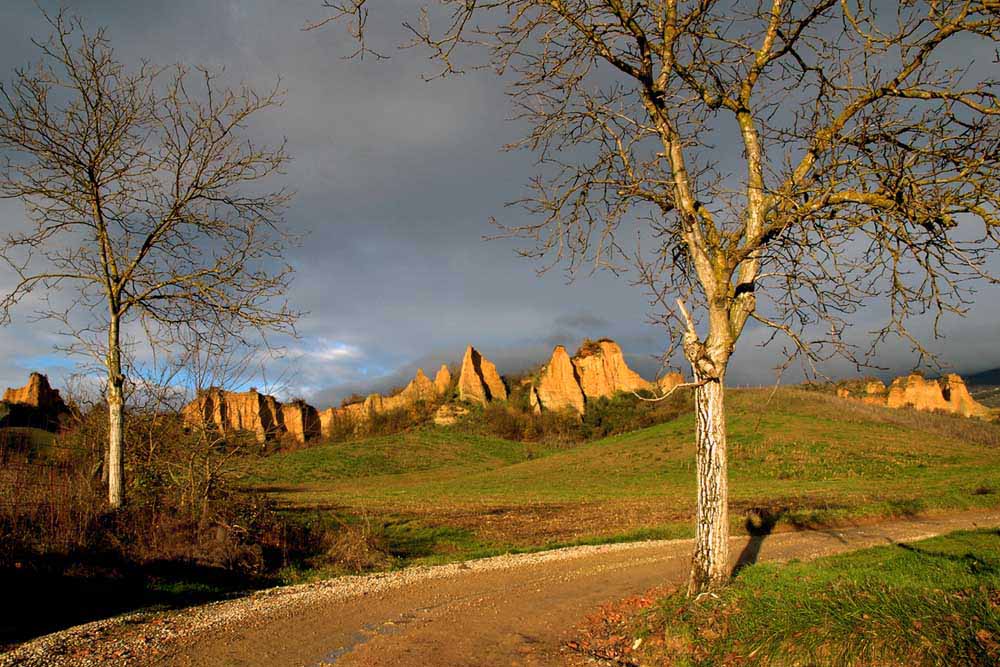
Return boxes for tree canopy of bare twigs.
[316,0,999,593]
[0,10,298,508]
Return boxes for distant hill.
[964,368,1000,407]
[965,368,1000,386]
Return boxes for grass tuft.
[633,529,1000,666]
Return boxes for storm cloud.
[0,1,996,407]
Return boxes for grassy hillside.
[247,429,539,486]
[245,388,1000,565]
[0,426,57,459]
[580,528,1000,666]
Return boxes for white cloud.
[306,340,364,363]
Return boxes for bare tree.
[132,327,275,520]
[0,11,298,508]
[318,0,999,593]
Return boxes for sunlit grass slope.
[246,429,538,487]
[248,388,1000,519]
[639,528,1000,665]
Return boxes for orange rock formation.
[457,346,507,406]
[865,380,886,395]
[837,372,990,419]
[1,372,71,430]
[528,386,542,415]
[280,401,321,444]
[318,365,455,437]
[434,365,452,395]
[658,371,686,394]
[530,339,662,415]
[3,372,68,411]
[318,407,339,439]
[535,345,586,415]
[886,373,990,418]
[573,339,653,399]
[382,369,437,411]
[182,388,285,443]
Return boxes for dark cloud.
[554,313,612,331]
[0,0,997,404]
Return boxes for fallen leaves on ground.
[565,586,673,665]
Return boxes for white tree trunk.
[688,377,729,594]
[107,316,125,509]
[107,378,125,508]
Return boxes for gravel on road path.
[3,509,999,667]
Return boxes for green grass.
[245,428,542,488]
[243,388,1000,565]
[0,426,57,457]
[639,529,1000,666]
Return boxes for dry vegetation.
[0,407,349,650]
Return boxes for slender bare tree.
[0,10,297,508]
[317,0,999,593]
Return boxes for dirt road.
[5,510,1000,667]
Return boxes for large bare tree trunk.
[687,377,729,594]
[107,316,125,509]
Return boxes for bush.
[0,392,400,647]
[323,399,442,444]
[0,404,376,592]
[455,388,692,444]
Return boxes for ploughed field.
[243,388,1000,569]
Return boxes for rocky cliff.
[280,401,322,444]
[434,365,452,395]
[182,388,287,444]
[837,372,991,418]
[573,339,653,399]
[886,373,991,418]
[1,372,71,430]
[531,339,666,415]
[184,338,669,440]
[535,345,586,414]
[318,366,454,437]
[457,346,507,406]
[658,372,686,394]
[383,368,438,410]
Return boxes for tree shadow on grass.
[381,521,478,560]
[885,498,926,518]
[732,507,786,576]
[892,530,1000,576]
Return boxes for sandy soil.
[4,509,999,667]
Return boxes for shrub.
[322,398,443,445]
[582,391,689,439]
[455,388,692,444]
[339,393,365,408]
[0,405,372,586]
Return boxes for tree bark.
[687,376,729,595]
[107,315,125,509]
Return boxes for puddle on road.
[317,612,418,665]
